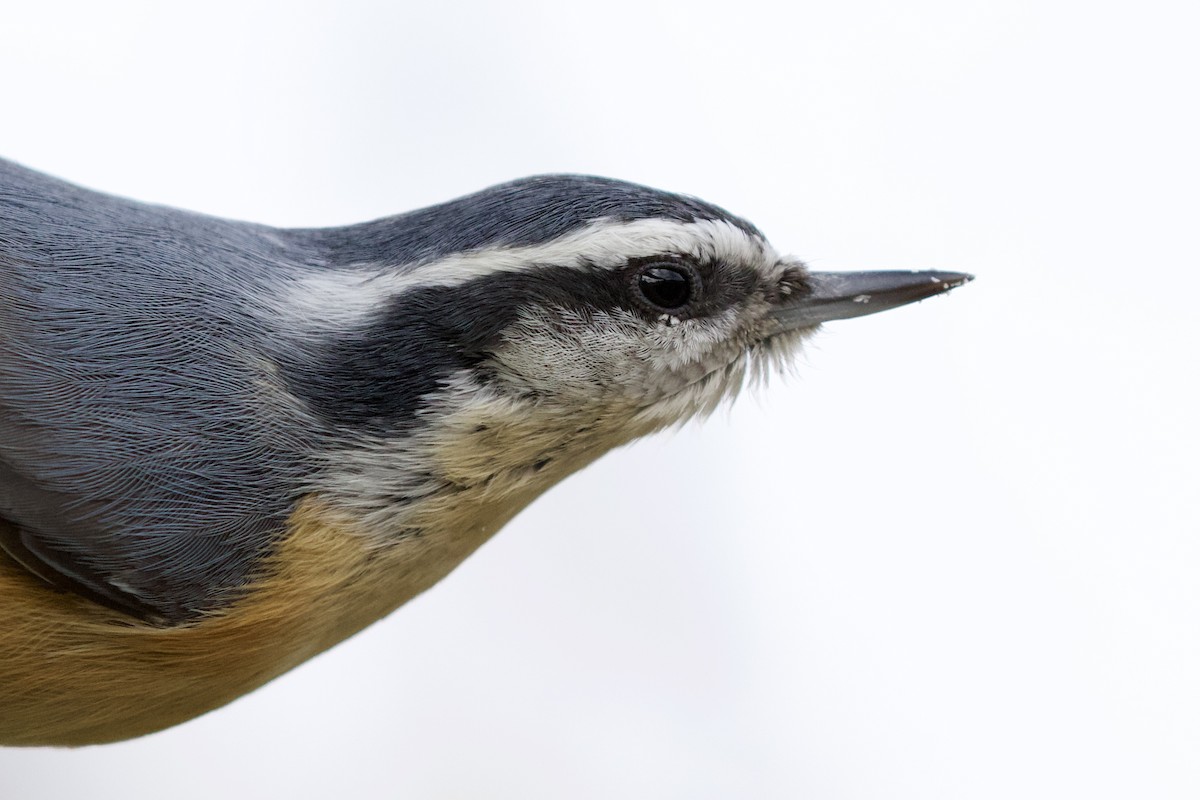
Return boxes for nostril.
[773,264,813,303]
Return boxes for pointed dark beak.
[770,270,974,331]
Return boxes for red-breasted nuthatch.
[0,158,971,746]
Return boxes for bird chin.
[751,325,815,377]
[661,325,814,419]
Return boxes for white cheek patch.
[490,306,651,399]
[277,217,775,330]
[646,308,743,368]
[488,300,757,415]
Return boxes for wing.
[0,302,304,624]
[0,461,169,620]
[0,159,313,623]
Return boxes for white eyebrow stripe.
[277,217,771,328]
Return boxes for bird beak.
[770,270,974,331]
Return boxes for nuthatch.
[0,158,971,746]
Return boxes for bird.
[0,157,971,746]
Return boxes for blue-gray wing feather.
[0,159,315,622]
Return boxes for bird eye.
[637,265,692,310]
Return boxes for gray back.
[0,160,314,619]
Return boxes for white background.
[2,1,1198,797]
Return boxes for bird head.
[284,176,970,529]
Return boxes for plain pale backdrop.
[2,1,1198,798]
